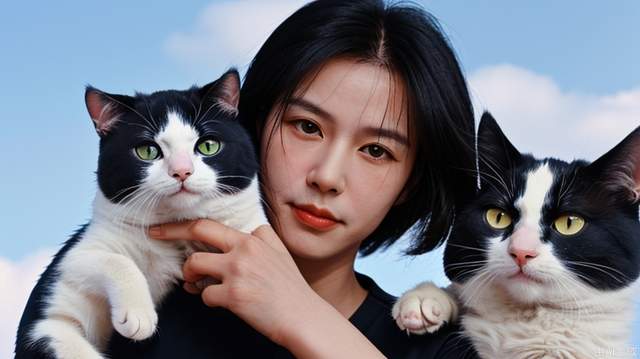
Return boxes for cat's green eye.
[197,139,222,156]
[135,144,160,161]
[553,215,585,236]
[485,208,512,229]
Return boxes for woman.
[109,0,478,357]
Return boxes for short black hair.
[239,0,476,256]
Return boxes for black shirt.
[107,273,478,358]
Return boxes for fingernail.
[148,226,164,238]
[183,282,199,294]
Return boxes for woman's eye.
[365,145,387,158]
[294,120,321,136]
[362,144,391,160]
[134,144,161,161]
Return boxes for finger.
[183,282,201,294]
[200,284,227,308]
[251,225,287,252]
[149,219,245,252]
[183,252,226,283]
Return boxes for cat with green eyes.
[394,113,640,358]
[15,70,268,359]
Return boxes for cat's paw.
[392,283,454,335]
[111,303,158,341]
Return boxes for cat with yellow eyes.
[394,113,640,359]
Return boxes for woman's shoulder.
[353,273,479,359]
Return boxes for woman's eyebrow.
[287,97,334,122]
[362,127,409,147]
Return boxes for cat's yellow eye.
[197,139,221,156]
[553,215,585,236]
[135,144,160,161]
[485,208,512,229]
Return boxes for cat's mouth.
[171,184,197,196]
[508,269,545,284]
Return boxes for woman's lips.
[291,204,341,231]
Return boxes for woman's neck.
[294,250,368,319]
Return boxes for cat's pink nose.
[509,247,538,267]
[171,169,192,181]
[508,225,540,268]
[168,153,194,182]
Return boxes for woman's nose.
[306,148,347,195]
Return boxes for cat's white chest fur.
[459,282,636,359]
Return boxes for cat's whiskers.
[548,274,589,321]
[216,174,255,181]
[205,187,238,216]
[101,93,158,133]
[193,98,204,127]
[118,121,153,134]
[104,187,157,240]
[559,270,612,318]
[453,266,487,281]
[556,173,568,207]
[114,187,157,228]
[448,243,491,253]
[557,170,578,205]
[214,182,248,195]
[460,270,495,308]
[549,272,610,320]
[455,268,484,280]
[444,260,488,270]
[564,260,629,284]
[142,98,161,133]
[116,182,168,226]
[195,103,225,127]
[111,183,144,202]
[197,119,223,128]
[478,151,515,198]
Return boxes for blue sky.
[1,0,639,354]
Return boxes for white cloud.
[469,64,640,162]
[0,249,54,358]
[165,0,308,72]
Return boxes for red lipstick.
[291,204,341,231]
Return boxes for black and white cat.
[394,113,640,358]
[15,70,267,358]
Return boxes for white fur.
[28,111,268,358]
[396,164,638,358]
[515,164,554,234]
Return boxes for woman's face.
[260,58,415,262]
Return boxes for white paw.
[111,303,158,341]
[392,286,453,335]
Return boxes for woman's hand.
[149,220,384,358]
[148,220,320,345]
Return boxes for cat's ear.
[85,86,133,136]
[586,126,640,203]
[199,69,240,116]
[477,112,522,175]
